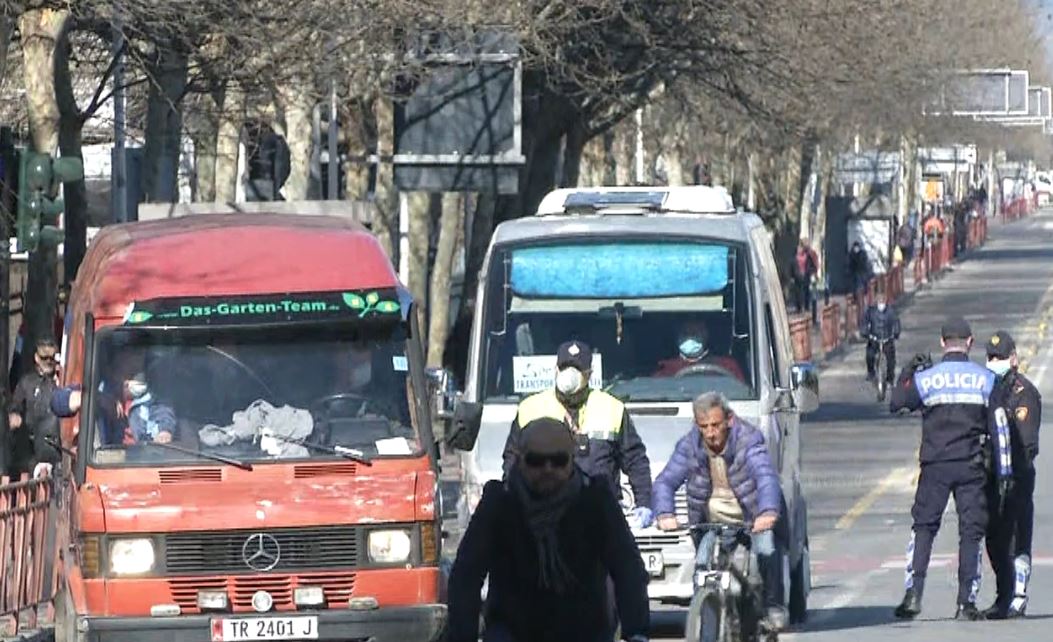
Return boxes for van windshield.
[87,322,421,466]
[478,239,756,402]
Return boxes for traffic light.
[15,150,84,253]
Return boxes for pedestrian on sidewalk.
[982,331,1042,620]
[890,317,995,621]
[7,338,61,479]
[847,241,870,296]
[448,417,650,642]
[792,240,819,317]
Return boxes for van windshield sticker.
[123,290,402,326]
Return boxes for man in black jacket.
[449,417,650,642]
[862,291,901,384]
[7,338,60,478]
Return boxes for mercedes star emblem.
[242,533,281,572]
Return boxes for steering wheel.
[674,362,738,380]
[310,393,372,417]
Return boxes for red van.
[52,214,451,642]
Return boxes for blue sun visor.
[509,242,730,298]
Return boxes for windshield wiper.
[142,441,254,471]
[265,433,373,466]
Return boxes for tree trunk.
[372,95,397,258]
[344,98,371,200]
[141,44,188,203]
[612,120,633,185]
[0,17,12,89]
[578,132,605,186]
[54,22,86,283]
[427,193,463,367]
[213,82,243,202]
[20,8,67,377]
[276,81,313,201]
[813,146,833,281]
[190,90,222,202]
[405,192,431,307]
[560,124,587,187]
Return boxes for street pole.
[327,80,338,199]
[112,14,128,223]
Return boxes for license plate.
[642,551,665,577]
[211,616,319,641]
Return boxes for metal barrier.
[0,475,55,636]
[789,315,812,361]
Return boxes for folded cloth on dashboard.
[199,399,313,457]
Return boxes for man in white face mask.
[502,340,654,530]
[982,330,1042,620]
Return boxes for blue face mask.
[679,338,705,359]
[987,360,1012,377]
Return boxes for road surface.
[652,208,1053,641]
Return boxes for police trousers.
[908,460,988,605]
[985,465,1036,607]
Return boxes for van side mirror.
[791,362,820,414]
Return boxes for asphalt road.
[651,207,1053,641]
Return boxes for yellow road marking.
[835,466,915,530]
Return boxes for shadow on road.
[798,606,899,632]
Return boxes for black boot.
[955,603,982,621]
[982,600,1009,620]
[894,587,923,619]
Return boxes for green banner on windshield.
[123,290,402,326]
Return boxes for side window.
[751,228,791,388]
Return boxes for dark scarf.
[508,466,584,594]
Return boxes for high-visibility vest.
[515,388,625,440]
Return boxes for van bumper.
[80,605,447,642]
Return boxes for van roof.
[536,185,737,216]
[73,213,400,320]
[492,201,762,248]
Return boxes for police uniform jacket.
[502,389,653,508]
[890,353,995,464]
[992,369,1042,470]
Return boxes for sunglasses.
[523,452,571,469]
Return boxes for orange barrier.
[789,315,812,361]
[844,295,860,339]
[0,475,55,636]
[820,303,841,354]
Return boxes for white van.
[443,185,820,622]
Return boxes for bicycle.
[868,336,892,402]
[684,523,777,642]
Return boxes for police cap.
[941,317,972,340]
[985,330,1016,360]
[556,340,593,371]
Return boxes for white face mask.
[877,302,887,312]
[349,361,372,388]
[987,359,1012,377]
[126,380,149,399]
[555,367,586,395]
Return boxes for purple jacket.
[652,418,782,525]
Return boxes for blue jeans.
[695,528,784,609]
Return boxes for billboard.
[927,69,1031,116]
[918,145,977,174]
[833,151,901,184]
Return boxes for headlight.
[109,538,156,576]
[367,529,412,564]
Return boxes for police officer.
[502,340,654,529]
[891,317,993,621]
[983,330,1041,619]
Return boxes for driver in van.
[652,391,787,632]
[653,320,745,382]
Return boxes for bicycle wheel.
[685,589,723,642]
[875,351,886,401]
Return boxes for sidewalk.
[792,211,1007,369]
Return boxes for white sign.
[512,354,604,394]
